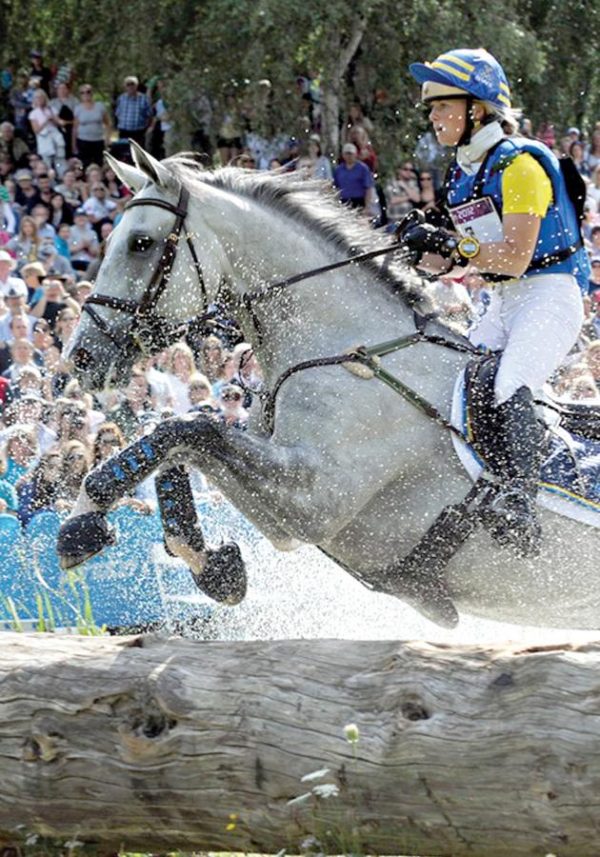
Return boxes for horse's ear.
[104,151,146,193]
[129,139,174,189]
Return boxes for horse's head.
[67,141,221,391]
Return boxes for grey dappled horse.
[59,141,598,629]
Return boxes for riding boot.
[482,385,544,557]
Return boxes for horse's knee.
[154,412,221,454]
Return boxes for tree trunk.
[1,633,599,856]
[321,13,369,157]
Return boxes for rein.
[81,180,479,442]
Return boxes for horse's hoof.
[57,512,116,570]
[489,521,542,559]
[192,542,247,606]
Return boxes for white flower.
[312,783,340,799]
[301,767,330,782]
[343,723,360,744]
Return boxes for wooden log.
[0,632,599,856]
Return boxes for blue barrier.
[0,499,254,631]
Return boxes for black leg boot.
[482,386,544,557]
[156,466,247,605]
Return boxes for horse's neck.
[221,208,414,376]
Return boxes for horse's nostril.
[73,347,94,370]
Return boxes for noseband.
[82,184,212,357]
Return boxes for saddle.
[373,355,600,629]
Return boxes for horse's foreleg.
[57,415,246,603]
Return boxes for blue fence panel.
[0,496,260,631]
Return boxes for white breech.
[468,273,584,404]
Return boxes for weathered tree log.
[0,633,599,856]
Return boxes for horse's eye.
[130,235,153,252]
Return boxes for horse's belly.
[446,510,600,629]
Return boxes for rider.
[400,48,587,555]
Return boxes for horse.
[59,140,599,630]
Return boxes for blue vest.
[445,137,590,292]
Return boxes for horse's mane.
[163,154,429,310]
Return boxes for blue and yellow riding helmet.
[409,48,511,110]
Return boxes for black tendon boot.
[156,465,247,605]
[57,430,170,569]
[483,386,544,557]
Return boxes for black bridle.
[81,184,213,358]
[80,180,410,362]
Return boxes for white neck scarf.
[456,121,505,175]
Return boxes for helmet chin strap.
[457,97,495,147]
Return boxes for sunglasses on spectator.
[66,453,86,462]
[222,391,242,402]
[99,436,120,446]
[80,88,92,94]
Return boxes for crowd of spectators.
[0,52,599,532]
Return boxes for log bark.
[0,633,599,856]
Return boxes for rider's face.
[428,99,467,146]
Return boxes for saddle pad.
[451,372,600,529]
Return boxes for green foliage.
[1,0,600,175]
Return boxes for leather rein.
[81,184,481,437]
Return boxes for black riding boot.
[483,385,544,557]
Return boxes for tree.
[2,632,600,855]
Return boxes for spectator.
[587,165,600,213]
[81,183,116,234]
[0,427,38,488]
[53,398,91,447]
[384,162,421,220]
[20,261,46,304]
[198,334,226,384]
[14,169,40,213]
[92,421,125,467]
[586,340,600,385]
[114,76,152,147]
[73,84,111,169]
[68,207,99,271]
[56,438,91,505]
[341,101,374,145]
[0,121,30,169]
[28,89,65,173]
[0,282,36,342]
[31,203,56,244]
[54,168,84,209]
[16,448,63,527]
[49,191,73,229]
[0,248,27,291]
[297,134,333,180]
[216,93,244,166]
[28,50,52,95]
[50,82,77,159]
[349,124,378,174]
[2,337,39,384]
[569,140,589,177]
[32,277,79,332]
[163,341,196,414]
[108,367,154,439]
[53,306,80,352]
[419,170,436,209]
[188,372,217,411]
[586,125,600,175]
[333,143,375,210]
[217,384,249,429]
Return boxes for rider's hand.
[400,223,459,265]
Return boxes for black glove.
[400,223,459,265]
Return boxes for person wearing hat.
[400,47,587,556]
[114,76,152,147]
[333,142,375,210]
[0,249,26,298]
[0,121,31,169]
[14,169,41,213]
[68,207,99,271]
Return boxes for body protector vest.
[445,137,590,292]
